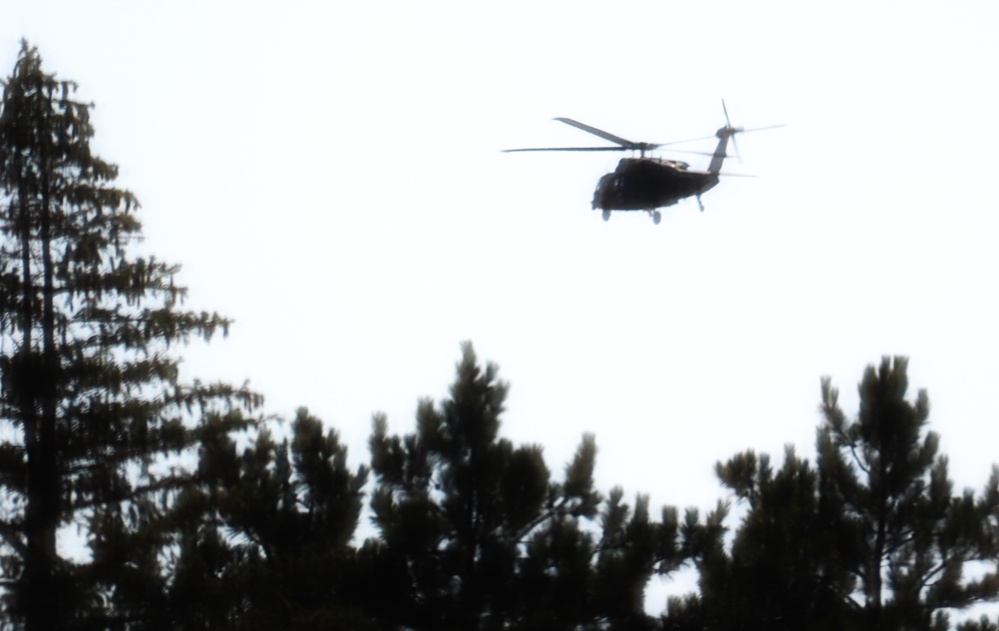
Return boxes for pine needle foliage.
[166,408,370,630]
[367,342,685,631]
[819,356,999,629]
[664,357,999,631]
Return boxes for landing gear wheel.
[602,209,611,222]
[653,211,662,225]
[697,196,705,212]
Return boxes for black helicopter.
[504,103,781,224]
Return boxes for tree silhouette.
[665,448,856,631]
[167,408,371,629]
[958,615,999,631]
[366,342,683,630]
[665,357,999,631]
[0,42,259,629]
[819,356,999,629]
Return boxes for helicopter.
[504,102,782,224]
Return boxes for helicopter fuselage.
[592,157,719,211]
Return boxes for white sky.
[5,1,999,618]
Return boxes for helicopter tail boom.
[708,100,737,174]
[707,130,732,174]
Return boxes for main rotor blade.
[501,146,627,153]
[662,149,730,157]
[554,117,637,148]
[656,134,717,146]
[739,124,786,133]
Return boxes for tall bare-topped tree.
[0,42,258,629]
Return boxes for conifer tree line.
[0,43,997,630]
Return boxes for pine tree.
[664,358,999,631]
[659,502,731,631]
[672,447,857,631]
[367,342,682,630]
[819,356,999,629]
[169,408,372,629]
[0,42,259,629]
[958,615,999,631]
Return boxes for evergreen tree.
[367,342,683,630]
[590,488,679,630]
[0,42,258,629]
[665,448,857,631]
[958,615,999,631]
[658,502,731,631]
[819,356,999,629]
[168,408,371,629]
[665,357,999,631]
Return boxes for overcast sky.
[5,1,999,616]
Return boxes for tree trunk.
[18,111,61,630]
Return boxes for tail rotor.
[718,99,783,164]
